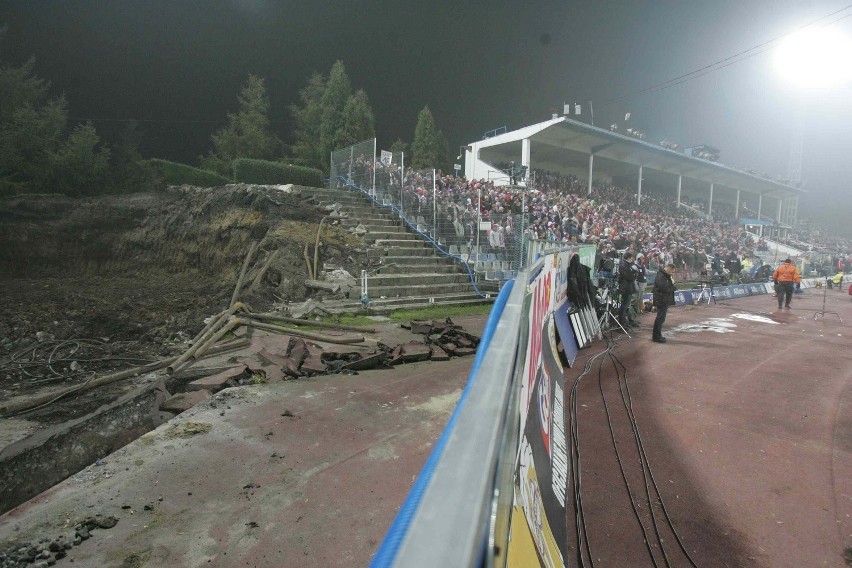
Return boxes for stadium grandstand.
[324,120,851,568]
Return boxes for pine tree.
[390,138,408,155]
[0,43,112,195]
[318,61,352,170]
[47,122,110,196]
[334,89,375,149]
[202,74,281,176]
[289,71,326,170]
[411,105,449,171]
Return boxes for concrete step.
[341,217,400,228]
[321,292,495,314]
[365,272,471,287]
[372,239,432,249]
[362,282,478,297]
[340,205,393,217]
[375,263,465,274]
[303,192,366,205]
[363,232,421,243]
[374,246,437,257]
[382,255,449,265]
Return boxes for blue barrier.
[369,279,515,568]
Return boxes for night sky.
[1,1,850,232]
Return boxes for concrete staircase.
[297,186,494,313]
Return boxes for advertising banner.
[512,249,581,568]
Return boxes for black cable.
[608,347,702,567]
[607,347,672,567]
[567,345,609,567]
[597,334,661,566]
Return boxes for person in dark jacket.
[617,252,638,328]
[630,253,647,324]
[652,263,676,343]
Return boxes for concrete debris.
[160,390,212,413]
[304,279,340,293]
[430,345,450,361]
[148,319,482,417]
[186,366,247,393]
[389,342,432,365]
[324,268,355,283]
[349,223,369,235]
[285,298,334,319]
[286,337,308,367]
[0,515,119,568]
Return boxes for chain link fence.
[330,141,527,286]
[329,138,376,192]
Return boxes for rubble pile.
[157,318,480,416]
[0,515,119,568]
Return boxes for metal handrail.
[370,262,532,568]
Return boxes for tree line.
[0,36,452,196]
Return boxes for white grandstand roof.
[468,117,806,200]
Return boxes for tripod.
[596,280,630,336]
[812,277,843,322]
[694,280,717,305]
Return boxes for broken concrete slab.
[390,342,432,365]
[299,353,327,376]
[341,351,387,371]
[186,366,246,393]
[257,348,288,368]
[430,345,450,361]
[160,390,212,413]
[286,337,308,366]
[281,358,301,379]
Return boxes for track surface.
[0,293,850,567]
[567,287,851,567]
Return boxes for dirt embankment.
[0,184,365,418]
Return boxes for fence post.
[432,169,437,239]
[399,152,405,228]
[372,138,377,196]
[475,184,481,273]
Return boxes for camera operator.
[617,252,638,328]
[630,253,647,325]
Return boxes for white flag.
[624,112,631,121]
[574,103,581,115]
[563,103,571,115]
[380,150,393,166]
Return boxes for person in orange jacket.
[772,259,801,309]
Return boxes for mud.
[0,184,366,426]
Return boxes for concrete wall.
[0,380,166,514]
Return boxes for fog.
[1,0,850,233]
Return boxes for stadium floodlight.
[775,27,852,89]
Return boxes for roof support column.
[757,193,763,219]
[521,138,530,171]
[708,183,714,216]
[735,189,740,220]
[587,153,594,196]
[637,165,643,206]
[676,175,682,208]
[777,197,783,223]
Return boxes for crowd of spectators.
[340,156,850,277]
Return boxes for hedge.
[232,158,323,187]
[144,159,231,187]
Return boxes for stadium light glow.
[774,27,852,88]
